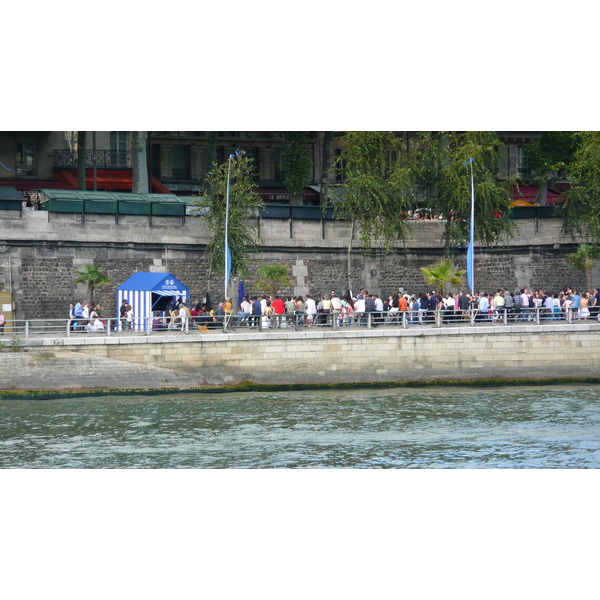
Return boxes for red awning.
[511,185,562,205]
[55,170,173,194]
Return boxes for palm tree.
[567,244,600,293]
[421,259,465,295]
[255,264,292,298]
[74,264,111,305]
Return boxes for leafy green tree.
[283,132,312,200]
[567,243,600,293]
[255,264,293,298]
[525,132,581,205]
[191,152,264,281]
[74,264,111,305]
[561,131,600,242]
[409,131,515,253]
[421,259,465,295]
[329,131,414,291]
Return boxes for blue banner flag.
[229,149,240,159]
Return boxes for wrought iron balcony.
[53,149,132,168]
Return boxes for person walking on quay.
[72,300,84,331]
[251,296,262,328]
[119,299,128,332]
[365,294,377,327]
[179,302,191,331]
[271,295,285,328]
[305,294,317,326]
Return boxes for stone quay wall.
[4,323,600,391]
[1,210,597,321]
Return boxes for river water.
[1,385,599,468]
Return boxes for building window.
[242,148,260,176]
[335,148,346,182]
[110,132,127,152]
[498,145,528,179]
[387,149,398,170]
[15,143,36,176]
[273,149,284,182]
[171,145,191,179]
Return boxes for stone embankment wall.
[3,324,599,391]
[1,210,597,321]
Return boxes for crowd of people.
[68,285,600,335]
[69,300,107,332]
[229,286,600,329]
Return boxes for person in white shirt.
[354,297,366,326]
[305,295,317,326]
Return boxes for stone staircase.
[0,351,207,391]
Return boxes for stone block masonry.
[4,324,600,391]
[1,211,597,321]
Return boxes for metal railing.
[53,149,133,168]
[1,308,598,343]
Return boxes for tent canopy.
[117,272,189,297]
[115,272,190,330]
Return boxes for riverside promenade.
[2,319,600,393]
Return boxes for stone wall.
[5,324,600,390]
[0,210,597,320]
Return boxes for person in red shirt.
[271,295,286,328]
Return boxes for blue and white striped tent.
[116,272,190,331]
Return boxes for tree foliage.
[526,131,580,182]
[283,132,312,196]
[255,264,293,298]
[566,243,600,292]
[526,131,581,205]
[191,152,264,279]
[421,259,465,295]
[561,131,600,242]
[329,131,413,251]
[74,264,110,305]
[408,131,516,252]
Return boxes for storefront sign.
[164,183,202,192]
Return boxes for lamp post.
[224,149,240,301]
[463,157,475,296]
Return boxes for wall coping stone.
[20,321,600,349]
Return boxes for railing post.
[258,314,263,331]
[535,307,540,325]
[567,307,572,324]
[367,313,372,329]
[25,320,29,339]
[470,309,475,326]
[402,311,407,329]
[107,318,111,336]
[503,309,508,326]
[66,319,71,337]
[435,309,441,328]
[332,312,338,331]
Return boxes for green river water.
[1,384,599,468]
